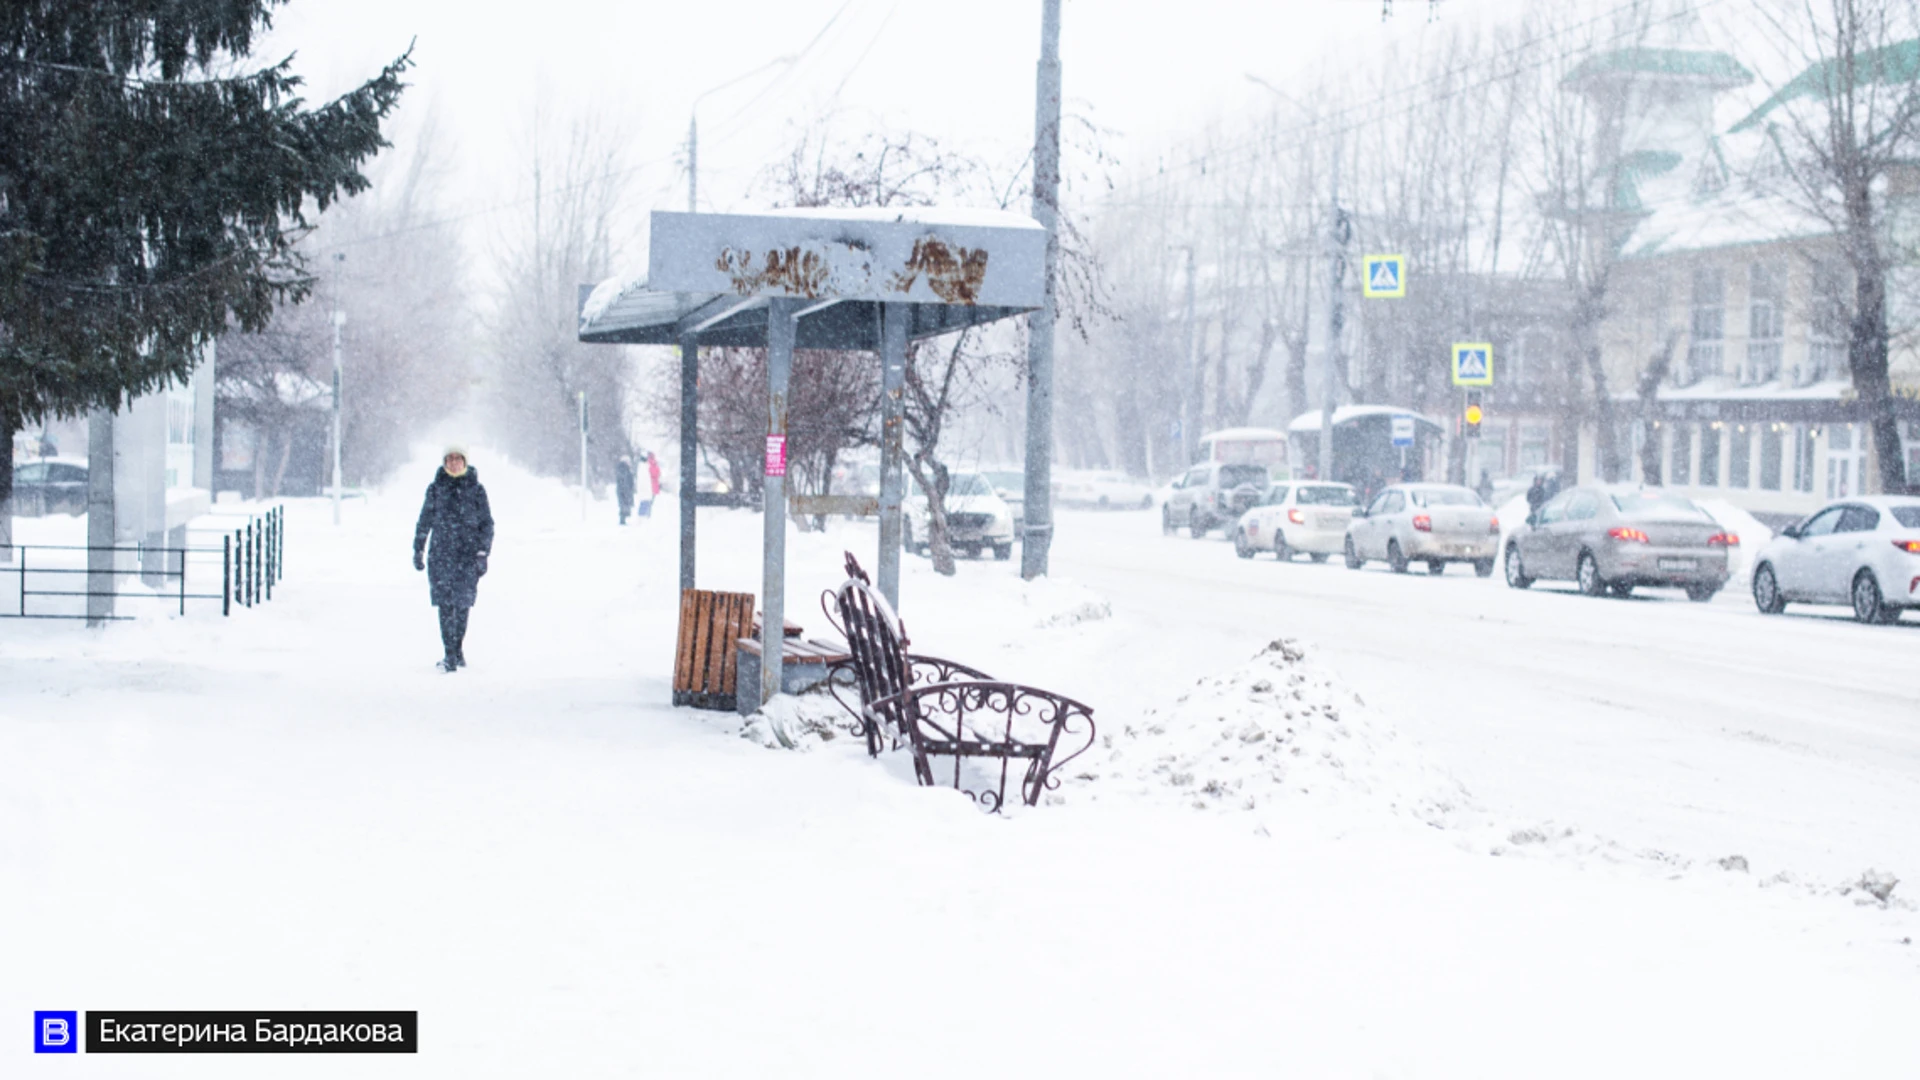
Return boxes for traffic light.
[1464,391,1484,438]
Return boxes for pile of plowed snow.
[1057,638,1470,824]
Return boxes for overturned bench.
[822,554,1095,811]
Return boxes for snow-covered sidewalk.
[3,453,1916,1077]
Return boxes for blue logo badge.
[35,1011,78,1053]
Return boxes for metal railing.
[1,505,285,620]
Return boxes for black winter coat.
[414,467,494,608]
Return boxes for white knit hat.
[442,444,469,461]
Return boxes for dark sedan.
[10,458,87,516]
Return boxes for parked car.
[1344,483,1499,575]
[1055,470,1156,510]
[1503,486,1734,601]
[1234,481,1357,561]
[1164,461,1270,537]
[981,469,1025,530]
[10,457,88,516]
[904,471,1016,560]
[1750,496,1920,623]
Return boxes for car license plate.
[1658,558,1698,571]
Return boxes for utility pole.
[578,390,589,521]
[687,114,698,213]
[330,252,345,525]
[685,56,798,217]
[1320,140,1347,484]
[1183,246,1200,466]
[1021,0,1062,581]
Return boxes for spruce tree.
[0,1,410,513]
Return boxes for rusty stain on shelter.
[715,246,832,298]
[886,238,989,305]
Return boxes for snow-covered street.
[1052,507,1920,884]
[4,456,1917,1077]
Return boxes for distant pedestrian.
[1475,469,1495,504]
[1526,473,1548,519]
[414,447,494,673]
[1362,468,1387,505]
[614,456,636,525]
[641,451,661,518]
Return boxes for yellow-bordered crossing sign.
[1362,255,1406,298]
[1451,343,1493,386]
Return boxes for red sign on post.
[765,434,788,478]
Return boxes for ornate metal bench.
[822,554,1095,811]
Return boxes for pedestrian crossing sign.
[1362,255,1406,298]
[1451,343,1493,386]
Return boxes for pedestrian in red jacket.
[641,451,661,518]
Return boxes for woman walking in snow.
[414,447,494,672]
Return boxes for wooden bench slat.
[737,637,850,663]
[712,593,742,692]
[674,589,697,693]
[690,590,714,693]
[717,594,738,689]
[722,594,751,690]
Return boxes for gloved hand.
[475,552,489,578]
[413,549,425,572]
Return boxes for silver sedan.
[1503,486,1735,601]
[1343,484,1500,576]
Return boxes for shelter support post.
[1022,0,1063,580]
[876,303,909,609]
[679,332,698,592]
[760,298,798,707]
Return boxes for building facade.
[1568,33,1920,518]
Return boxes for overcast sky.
[257,0,1516,260]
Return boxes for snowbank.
[1056,638,1470,824]
[1015,574,1112,628]
[740,691,857,751]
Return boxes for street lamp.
[686,57,798,213]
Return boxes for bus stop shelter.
[577,207,1045,707]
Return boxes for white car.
[981,469,1026,530]
[1750,496,1920,623]
[1234,482,1358,561]
[1344,483,1500,576]
[904,472,1016,560]
[1055,470,1156,510]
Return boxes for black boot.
[451,606,470,668]
[437,606,462,672]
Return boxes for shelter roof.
[1200,426,1290,443]
[578,207,1045,350]
[1287,406,1443,433]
